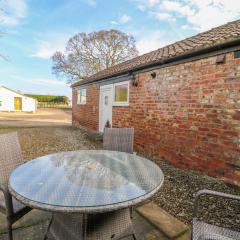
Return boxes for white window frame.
[77,88,87,105]
[112,81,129,106]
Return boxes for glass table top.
[9,150,164,211]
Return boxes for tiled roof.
[72,20,240,87]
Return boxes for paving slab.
[175,230,191,240]
[133,211,168,240]
[0,221,49,240]
[0,211,170,240]
[0,210,51,234]
[0,204,190,240]
[136,202,190,239]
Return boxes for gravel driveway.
[0,126,239,231]
[0,109,71,127]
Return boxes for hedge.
[26,94,69,104]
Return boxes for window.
[104,96,108,105]
[234,50,240,59]
[77,88,86,104]
[113,81,129,106]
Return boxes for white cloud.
[84,0,97,6]
[152,12,175,21]
[181,24,192,30]
[133,0,240,31]
[31,41,56,59]
[8,75,66,86]
[136,30,169,54]
[161,1,195,18]
[120,14,131,24]
[148,0,161,6]
[31,31,74,59]
[111,14,131,25]
[185,0,240,30]
[26,78,66,86]
[0,0,27,26]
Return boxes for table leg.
[44,208,138,240]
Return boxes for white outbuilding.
[0,86,37,112]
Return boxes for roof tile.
[73,20,240,87]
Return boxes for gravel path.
[0,126,100,161]
[151,157,240,231]
[0,126,239,231]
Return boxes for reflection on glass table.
[9,150,164,240]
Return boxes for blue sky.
[1,0,240,99]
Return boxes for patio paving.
[0,210,50,240]
[0,203,191,240]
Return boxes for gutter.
[72,37,240,88]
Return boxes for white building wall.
[0,87,37,112]
[22,96,37,112]
[0,87,15,111]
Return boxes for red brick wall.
[72,84,99,131]
[113,52,240,186]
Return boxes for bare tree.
[0,32,7,60]
[52,29,139,83]
[0,0,8,60]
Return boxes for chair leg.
[7,224,13,240]
[117,233,138,240]
[130,207,133,219]
[132,234,137,240]
[82,214,87,240]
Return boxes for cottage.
[0,86,37,112]
[72,20,240,186]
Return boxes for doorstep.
[136,202,191,240]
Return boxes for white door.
[99,85,113,132]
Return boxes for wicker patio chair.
[192,189,240,240]
[103,127,135,229]
[0,132,32,240]
[103,128,134,154]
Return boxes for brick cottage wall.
[112,52,240,186]
[72,52,240,186]
[72,84,99,131]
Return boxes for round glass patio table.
[9,150,164,240]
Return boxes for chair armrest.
[0,183,14,216]
[195,189,240,201]
[193,189,240,219]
